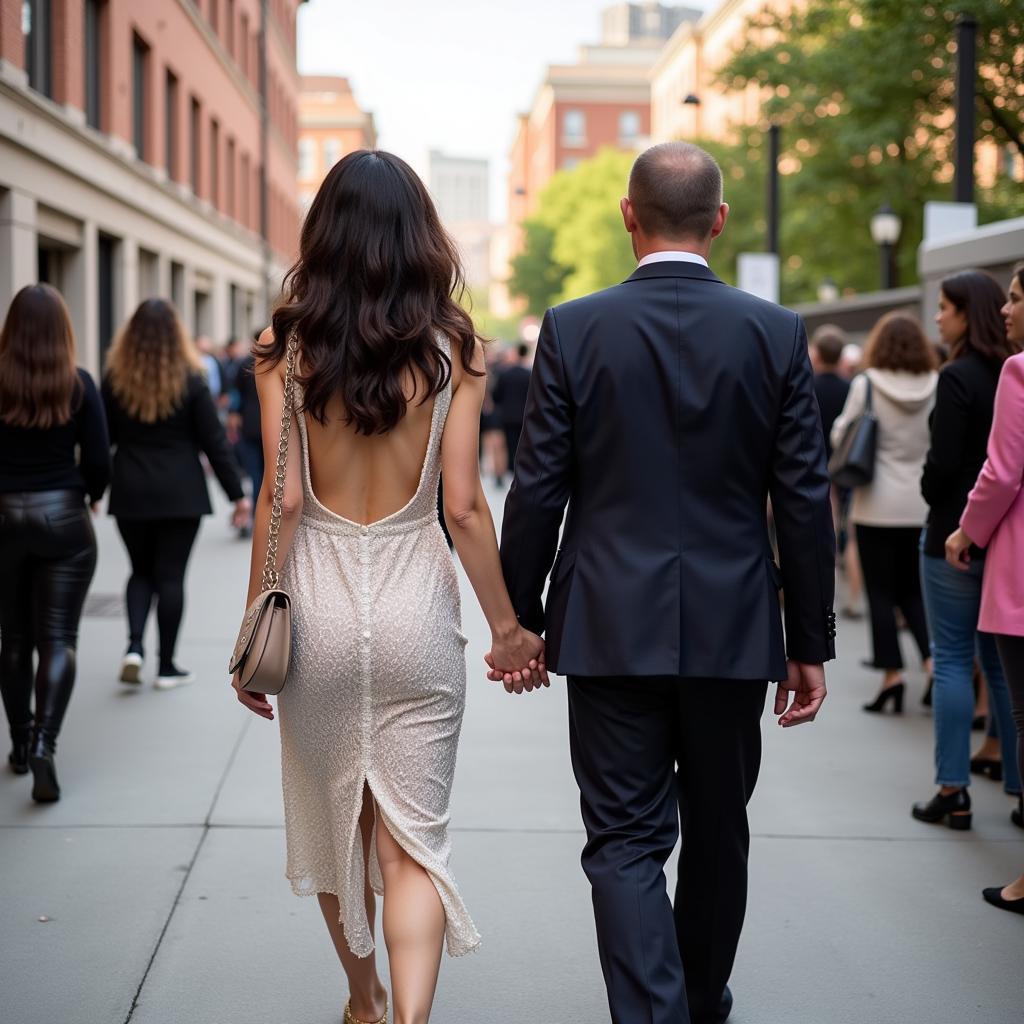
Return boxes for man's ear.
[709,203,729,240]
[620,197,637,234]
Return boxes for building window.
[165,69,178,178]
[23,0,53,98]
[239,12,249,76]
[298,138,315,180]
[226,136,236,218]
[323,138,341,169]
[84,0,104,129]
[190,97,201,194]
[210,119,220,208]
[562,157,581,172]
[240,151,250,228]
[562,110,586,147]
[170,260,185,311]
[209,0,218,35]
[619,110,641,145]
[132,33,149,160]
[97,234,117,366]
[225,0,235,55]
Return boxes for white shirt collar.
[637,250,709,269]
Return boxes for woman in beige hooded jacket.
[832,312,937,712]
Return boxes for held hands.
[484,626,549,694]
[775,660,827,728]
[945,527,973,571]
[231,497,253,530]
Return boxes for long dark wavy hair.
[940,270,1020,365]
[261,150,482,435]
[0,283,80,429]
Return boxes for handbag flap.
[230,590,281,673]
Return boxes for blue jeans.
[920,551,1021,793]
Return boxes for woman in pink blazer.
[947,261,1024,916]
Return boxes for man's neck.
[635,238,710,262]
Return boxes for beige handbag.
[229,333,298,695]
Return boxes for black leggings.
[116,518,200,673]
[995,635,1024,801]
[0,490,97,746]
[855,524,931,670]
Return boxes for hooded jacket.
[831,368,938,527]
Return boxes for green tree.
[509,149,637,311]
[719,0,1024,302]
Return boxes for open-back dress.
[276,338,480,957]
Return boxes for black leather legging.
[0,490,97,747]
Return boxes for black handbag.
[828,374,877,489]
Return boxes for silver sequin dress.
[277,344,480,958]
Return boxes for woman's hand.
[232,496,253,529]
[485,627,549,694]
[232,671,275,720]
[945,527,973,571]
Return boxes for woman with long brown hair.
[103,299,248,690]
[232,150,545,1024]
[912,271,1021,831]
[831,312,937,715]
[0,284,110,803]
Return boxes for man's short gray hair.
[628,142,723,240]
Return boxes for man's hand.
[775,660,826,728]
[484,627,549,694]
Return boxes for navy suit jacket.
[499,260,837,680]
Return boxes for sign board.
[924,202,978,243]
[737,253,780,304]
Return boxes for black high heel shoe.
[911,788,972,830]
[982,887,1024,916]
[28,733,60,803]
[863,681,905,714]
[969,757,1003,782]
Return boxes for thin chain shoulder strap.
[261,331,299,592]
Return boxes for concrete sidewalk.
[1,488,1021,1024]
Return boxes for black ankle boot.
[28,732,60,803]
[8,722,32,775]
[912,788,971,830]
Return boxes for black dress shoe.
[921,677,933,707]
[982,887,1024,915]
[912,788,971,830]
[863,681,904,714]
[716,985,733,1023]
[969,757,1003,782]
[1013,796,1023,830]
[28,734,60,803]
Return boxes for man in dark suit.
[496,143,836,1024]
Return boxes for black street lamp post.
[954,12,977,204]
[767,122,780,257]
[870,202,902,290]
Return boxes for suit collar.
[624,262,724,286]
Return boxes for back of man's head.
[810,325,847,369]
[628,143,723,241]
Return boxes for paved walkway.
[1,488,1021,1024]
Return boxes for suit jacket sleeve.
[770,317,837,663]
[499,308,573,635]
[188,376,245,502]
[921,368,969,509]
[961,356,1024,548]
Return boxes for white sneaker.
[119,653,144,685]
[153,668,195,690]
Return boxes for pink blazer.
[961,352,1024,636]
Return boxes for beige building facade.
[0,0,304,376]
[298,74,376,210]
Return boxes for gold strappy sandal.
[343,996,388,1024]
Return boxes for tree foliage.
[718,0,1024,302]
[509,149,636,313]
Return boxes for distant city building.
[0,0,305,374]
[298,76,376,209]
[602,2,703,46]
[428,150,492,289]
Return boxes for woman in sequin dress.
[231,150,547,1024]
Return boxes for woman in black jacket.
[0,284,110,802]
[913,271,1022,829]
[103,300,249,690]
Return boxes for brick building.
[0,0,305,374]
[298,75,375,210]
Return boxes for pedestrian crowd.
[815,262,1024,915]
